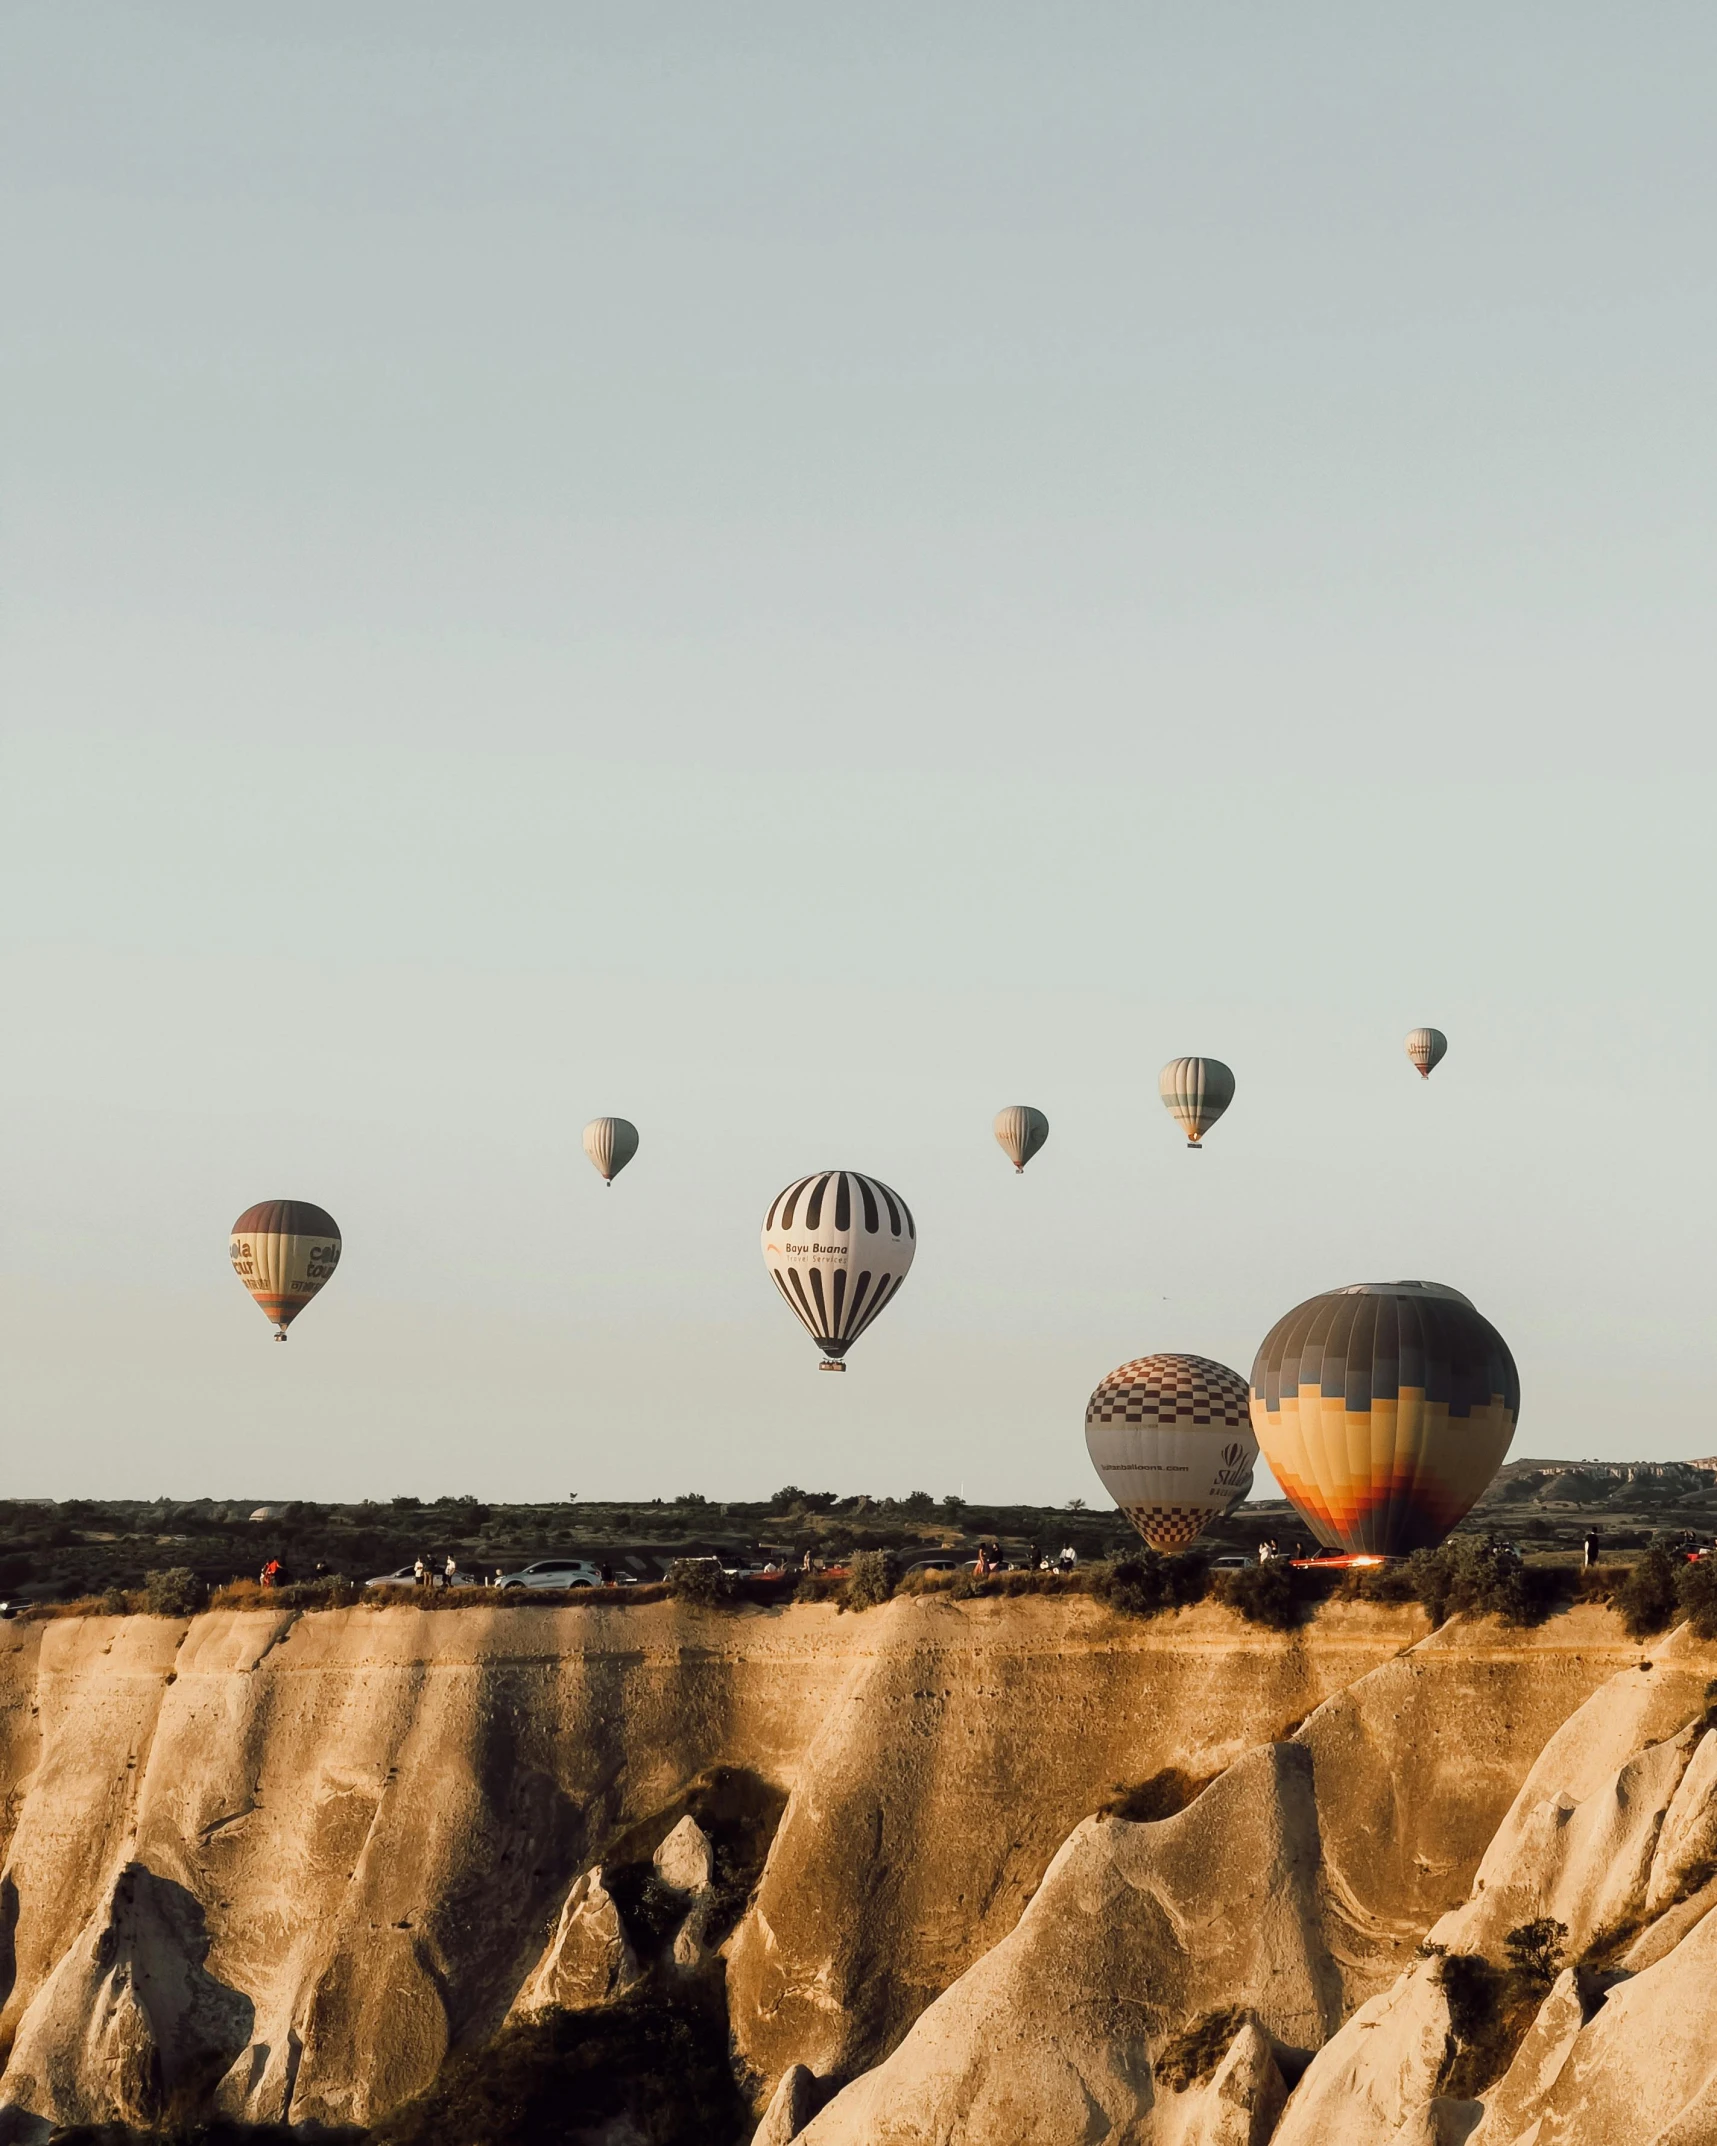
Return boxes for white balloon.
[583,1117,639,1184]
[1085,1354,1257,1551]
[761,1170,916,1371]
[993,1104,1049,1173]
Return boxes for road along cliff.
[0,1594,1693,2141]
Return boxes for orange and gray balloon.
[1159,1058,1235,1148]
[230,1200,342,1341]
[762,1171,915,1372]
[1405,1028,1448,1080]
[583,1118,639,1185]
[993,1105,1049,1174]
[1085,1354,1257,1552]
[1249,1280,1518,1555]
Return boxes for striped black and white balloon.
[1159,1058,1235,1148]
[761,1171,916,1372]
[1405,1028,1448,1080]
[993,1105,1049,1174]
[1084,1354,1256,1552]
[583,1117,639,1185]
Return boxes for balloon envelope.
[1085,1354,1257,1551]
[993,1105,1049,1173]
[1405,1028,1448,1079]
[762,1171,915,1370]
[1159,1058,1235,1147]
[230,1199,341,1338]
[1249,1280,1518,1554]
[583,1117,639,1183]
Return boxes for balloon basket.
[818,1360,847,1374]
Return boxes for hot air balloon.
[230,1200,342,1340]
[1249,1280,1518,1555]
[583,1118,639,1185]
[761,1171,915,1372]
[1405,1028,1448,1080]
[1159,1058,1235,1148]
[1085,1355,1257,1552]
[993,1105,1049,1174]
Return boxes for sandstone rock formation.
[797,1742,1337,2144]
[0,1595,1694,2138]
[508,1867,640,2016]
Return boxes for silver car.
[494,1558,606,1591]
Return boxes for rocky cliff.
[0,1596,1702,2142]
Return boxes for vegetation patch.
[1426,1918,1567,2098]
[1100,1767,1215,1823]
[1153,2004,1253,2092]
[842,1549,899,1610]
[1091,1551,1211,1619]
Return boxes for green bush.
[1676,1558,1717,1641]
[666,1559,735,1608]
[1214,1559,1304,1630]
[1394,1535,1541,1627]
[844,1549,899,1611]
[1092,1551,1209,1619]
[144,1568,209,1618]
[1617,1545,1681,1638]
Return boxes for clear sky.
[3,5,1713,1503]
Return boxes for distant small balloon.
[230,1200,341,1341]
[762,1171,916,1372]
[1405,1028,1448,1080]
[993,1105,1049,1174]
[583,1118,639,1185]
[1159,1058,1235,1148]
[1085,1354,1257,1552]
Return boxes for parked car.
[365,1563,477,1590]
[1207,1554,1254,1572]
[494,1558,605,1590]
[903,1556,963,1574]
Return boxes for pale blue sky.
[3,6,1713,1500]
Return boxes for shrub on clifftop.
[1617,1544,1681,1637]
[1091,1550,1209,1618]
[1213,1558,1306,1630]
[143,1568,209,1617]
[844,1549,898,1610]
[667,1559,734,1607]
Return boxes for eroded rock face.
[0,1598,1687,2132]
[797,1744,1341,2146]
[2,1861,252,2129]
[509,1868,640,2016]
[1274,1636,1717,2146]
[654,1815,715,1896]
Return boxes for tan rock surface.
[1292,1608,1657,2002]
[796,1743,1340,2145]
[726,1595,1611,2088]
[0,1596,1680,2132]
[1427,1642,1714,1960]
[752,2060,818,2145]
[1471,1902,1717,2143]
[508,1867,640,2016]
